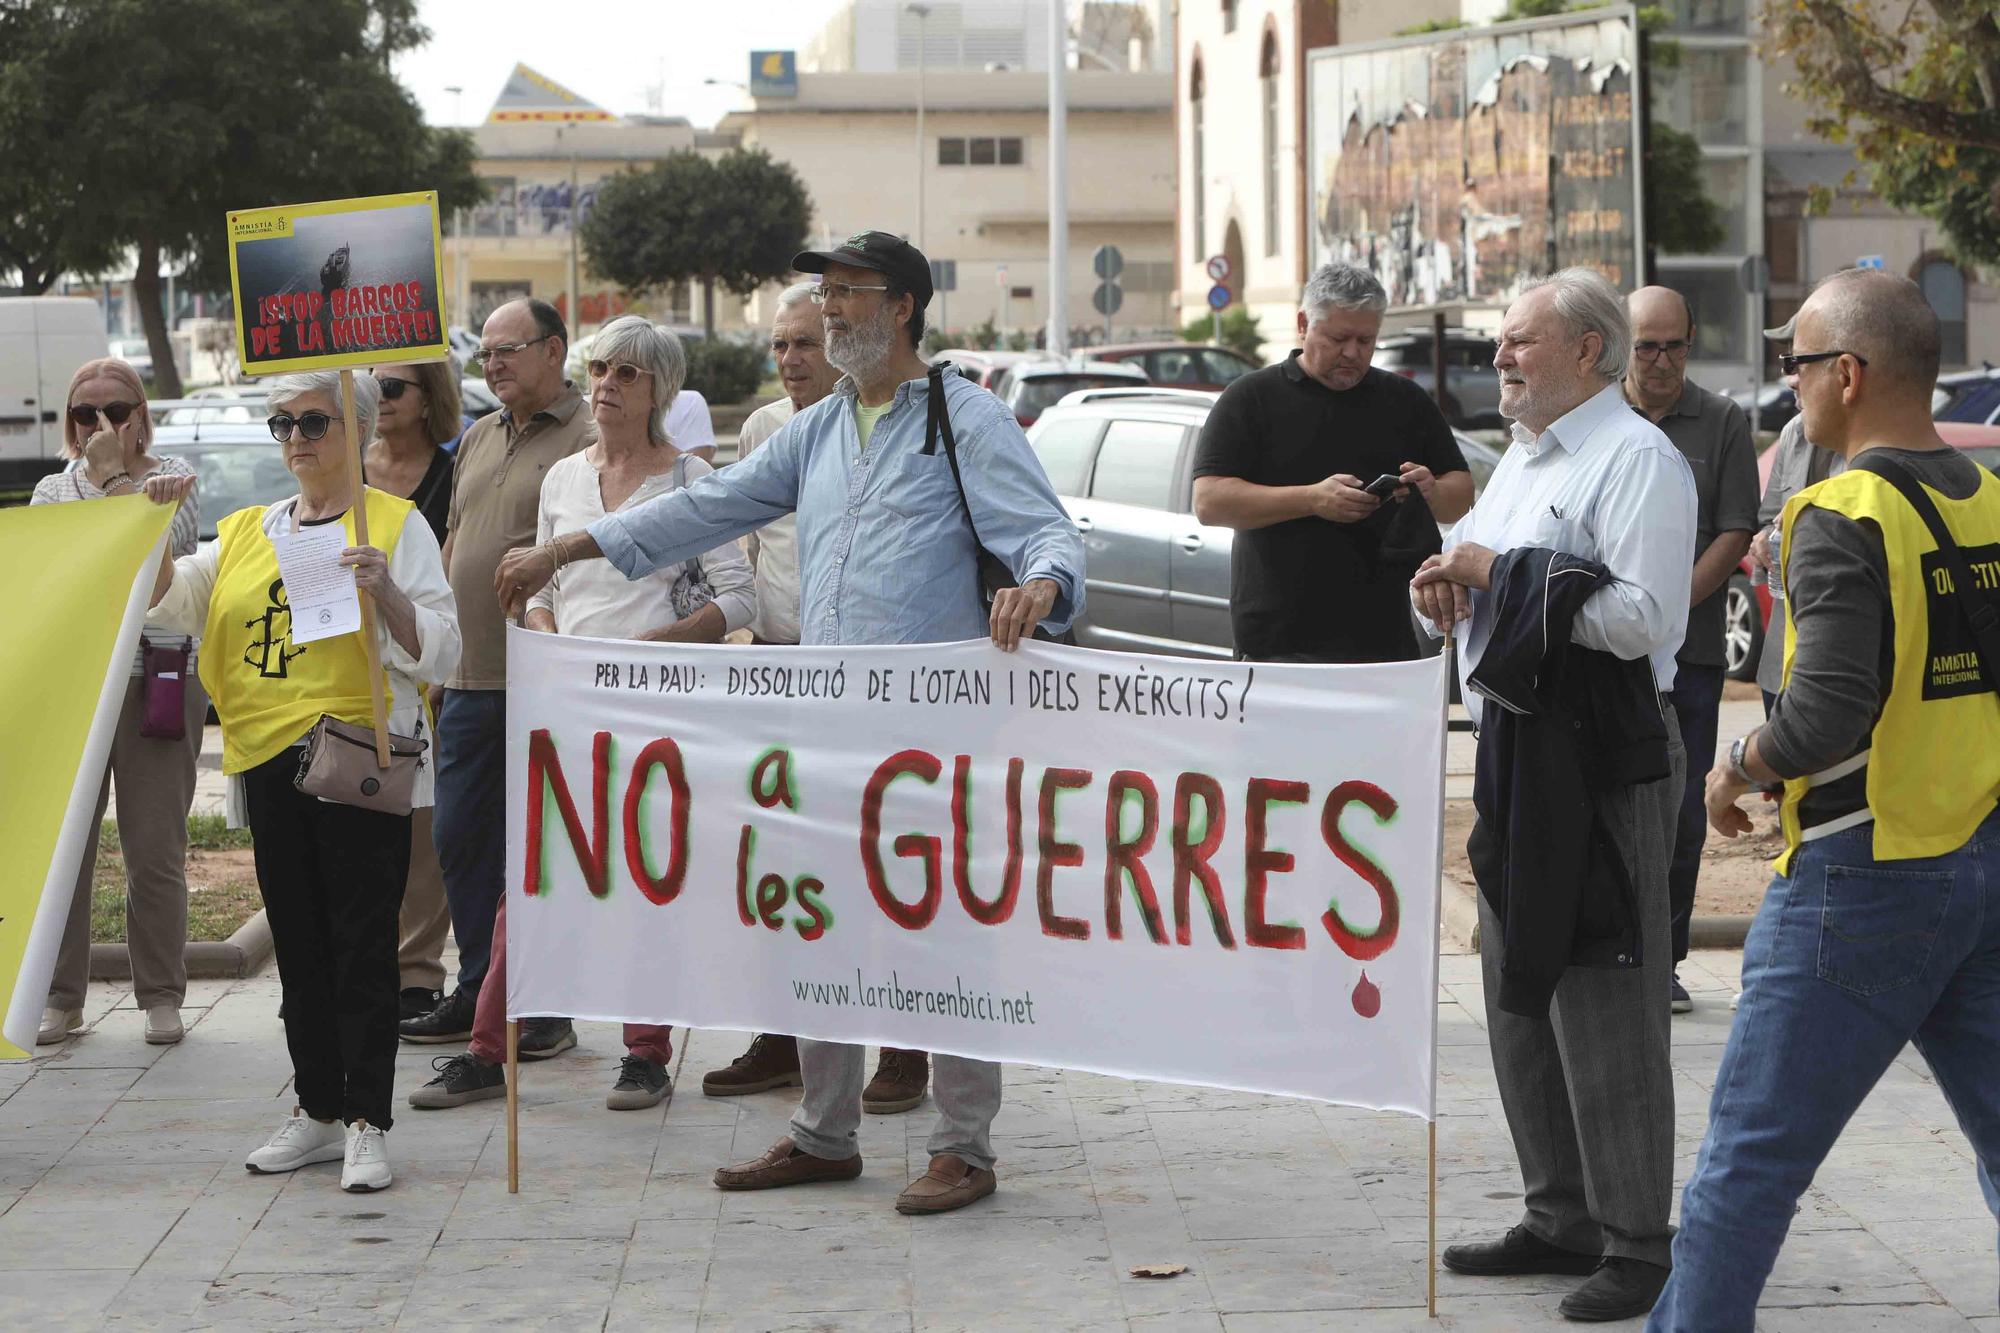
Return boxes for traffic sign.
[1092,281,1124,317]
[1206,254,1231,283]
[1093,245,1124,282]
[930,259,957,293]
[1207,283,1231,311]
[1856,254,1886,270]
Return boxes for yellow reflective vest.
[198,489,413,775]
[1776,460,2000,872]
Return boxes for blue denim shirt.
[587,372,1085,646]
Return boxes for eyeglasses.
[809,282,891,305]
[587,360,654,385]
[1779,350,1869,377]
[473,334,553,367]
[1632,339,1690,362]
[69,402,138,428]
[377,377,420,400]
[268,411,342,443]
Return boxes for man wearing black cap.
[494,231,1086,1216]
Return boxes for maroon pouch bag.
[139,639,191,740]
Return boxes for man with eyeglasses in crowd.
[1622,286,1760,1016]
[493,230,1084,1217]
[401,298,594,1056]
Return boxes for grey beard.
[827,315,895,377]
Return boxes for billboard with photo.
[226,191,449,377]
[1307,9,1643,310]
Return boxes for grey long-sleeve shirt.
[1760,445,1987,784]
[1754,418,1845,694]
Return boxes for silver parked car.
[1026,387,1501,659]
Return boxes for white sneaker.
[244,1108,345,1174]
[144,1004,184,1045]
[341,1120,392,1193]
[37,1007,82,1045]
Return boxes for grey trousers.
[50,674,207,1011]
[788,1041,1002,1171]
[1476,710,1682,1268]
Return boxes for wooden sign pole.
[1429,622,1454,1320]
[338,368,391,768]
[506,1019,521,1193]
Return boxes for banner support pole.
[506,1018,520,1193]
[1430,622,1454,1320]
[338,368,392,768]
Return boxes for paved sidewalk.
[4,946,1992,1331]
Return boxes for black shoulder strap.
[1849,451,2000,694]
[923,361,984,545]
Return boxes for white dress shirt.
[1439,382,1697,724]
[737,396,800,644]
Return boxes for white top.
[528,449,754,640]
[1437,382,1697,725]
[663,388,716,455]
[147,497,461,823]
[737,397,801,645]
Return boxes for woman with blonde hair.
[367,358,461,1022]
[143,369,459,1192]
[31,357,205,1047]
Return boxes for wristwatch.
[1728,734,1758,786]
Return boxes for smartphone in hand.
[1361,473,1404,499]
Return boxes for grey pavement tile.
[257,1169,463,1234]
[100,1273,222,1331]
[1865,1221,2000,1318]
[911,1214,1124,1329]
[1760,1227,1947,1308]
[704,1318,910,1333]
[1166,1156,1382,1240]
[1754,1303,1980,1331]
[0,1266,133,1327]
[222,1215,438,1276]
[0,1198,186,1271]
[134,1172,285,1279]
[1815,1141,1995,1224]
[1196,1232,1427,1314]
[26,1156,224,1209]
[1127,1316,1225,1332]
[702,1210,910,1314]
[1144,1104,1332,1163]
[126,1040,296,1101]
[395,1236,625,1329]
[1223,1309,1437,1331]
[196,1271,413,1331]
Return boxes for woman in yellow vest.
[143,370,459,1195]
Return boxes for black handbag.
[921,362,1075,644]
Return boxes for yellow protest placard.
[226,191,449,377]
[0,496,174,1058]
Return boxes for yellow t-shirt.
[855,399,893,452]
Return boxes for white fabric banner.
[505,628,1446,1118]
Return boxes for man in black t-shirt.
[1192,263,1471,662]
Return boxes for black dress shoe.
[1558,1257,1670,1322]
[399,987,476,1044]
[1442,1225,1602,1277]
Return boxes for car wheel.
[1724,573,1763,682]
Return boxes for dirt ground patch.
[1443,797,1782,920]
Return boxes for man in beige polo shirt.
[401,298,594,1051]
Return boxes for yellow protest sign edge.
[225,189,450,378]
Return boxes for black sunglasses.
[378,377,420,400]
[1779,349,1869,376]
[69,402,138,428]
[268,411,341,443]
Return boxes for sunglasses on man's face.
[377,377,420,400]
[268,411,341,443]
[69,402,138,428]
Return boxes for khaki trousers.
[50,673,207,1011]
[397,806,449,992]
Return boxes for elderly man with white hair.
[1191,261,1472,663]
[1412,268,1696,1322]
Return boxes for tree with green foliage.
[1181,307,1265,362]
[581,149,813,338]
[1763,0,2000,270]
[0,0,484,397]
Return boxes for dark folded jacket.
[1466,546,1671,1017]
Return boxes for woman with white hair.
[409,315,751,1116]
[142,369,460,1193]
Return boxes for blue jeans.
[432,688,507,994]
[1667,664,1724,963]
[1648,808,2000,1331]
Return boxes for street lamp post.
[1047,0,1069,357]
[445,84,467,332]
[909,3,931,251]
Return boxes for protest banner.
[226,191,450,377]
[504,628,1448,1116]
[0,497,173,1059]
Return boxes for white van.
[0,297,109,488]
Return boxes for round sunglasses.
[268,411,343,443]
[69,402,139,429]
[377,377,421,400]
[588,360,654,386]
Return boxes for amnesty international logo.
[243,578,308,679]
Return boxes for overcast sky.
[394,0,852,130]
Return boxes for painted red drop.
[1351,970,1381,1019]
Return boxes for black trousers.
[243,750,411,1129]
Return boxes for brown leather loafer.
[862,1047,929,1114]
[712,1136,861,1191]
[702,1033,802,1096]
[895,1153,997,1214]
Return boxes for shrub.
[681,337,768,406]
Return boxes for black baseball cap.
[794,230,933,308]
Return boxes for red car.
[1729,421,2000,680]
